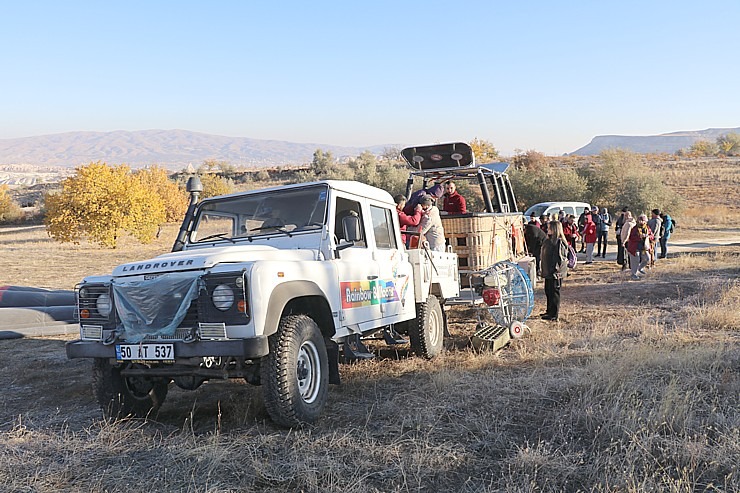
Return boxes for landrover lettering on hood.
[121,259,195,272]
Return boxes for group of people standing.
[525,204,675,321]
[615,208,674,280]
[394,180,467,251]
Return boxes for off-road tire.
[92,359,169,419]
[409,294,445,359]
[261,315,329,427]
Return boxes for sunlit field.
[0,157,738,492]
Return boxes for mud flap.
[325,339,341,385]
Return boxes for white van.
[524,201,591,219]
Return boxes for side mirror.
[335,214,362,257]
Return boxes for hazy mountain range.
[0,130,398,169]
[570,127,740,155]
[1,127,738,172]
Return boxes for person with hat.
[415,196,445,251]
[403,183,444,216]
[627,214,653,280]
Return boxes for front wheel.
[92,359,169,419]
[409,294,445,359]
[261,315,329,427]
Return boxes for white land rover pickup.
[66,178,459,427]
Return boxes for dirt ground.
[1,244,736,433]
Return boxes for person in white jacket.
[619,211,636,272]
[417,196,446,251]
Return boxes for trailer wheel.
[92,359,169,419]
[409,294,445,359]
[261,315,329,427]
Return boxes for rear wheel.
[92,359,169,419]
[409,294,445,359]
[261,315,329,427]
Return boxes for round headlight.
[212,284,235,311]
[79,287,89,299]
[96,293,112,317]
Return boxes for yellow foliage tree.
[44,162,166,248]
[199,173,235,198]
[135,166,188,222]
[469,137,500,163]
[0,185,22,222]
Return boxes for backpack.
[567,244,578,269]
[669,218,676,233]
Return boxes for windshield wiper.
[197,233,236,243]
[250,225,293,237]
[293,221,324,232]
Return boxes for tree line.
[0,140,684,247]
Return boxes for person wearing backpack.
[540,220,569,322]
[659,212,673,259]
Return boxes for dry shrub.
[680,204,735,227]
[681,278,740,330]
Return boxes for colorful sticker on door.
[341,280,399,308]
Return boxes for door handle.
[367,275,378,280]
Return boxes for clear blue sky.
[1,0,738,155]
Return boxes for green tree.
[469,138,500,163]
[44,162,165,248]
[310,149,337,177]
[509,167,589,210]
[575,149,682,216]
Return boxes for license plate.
[116,343,174,362]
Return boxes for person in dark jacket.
[403,183,444,216]
[577,210,588,252]
[596,207,611,258]
[615,206,628,266]
[524,220,547,277]
[540,220,569,321]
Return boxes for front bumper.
[65,336,269,360]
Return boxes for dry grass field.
[0,158,738,492]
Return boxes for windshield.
[524,204,548,218]
[189,184,328,243]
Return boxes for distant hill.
[0,130,400,168]
[570,127,740,155]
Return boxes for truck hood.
[112,244,317,277]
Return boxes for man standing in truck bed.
[441,180,467,215]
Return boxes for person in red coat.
[441,181,467,215]
[395,195,422,247]
[562,215,580,252]
[582,211,598,264]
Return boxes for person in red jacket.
[562,215,580,252]
[441,181,467,215]
[395,194,422,247]
[582,210,598,264]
